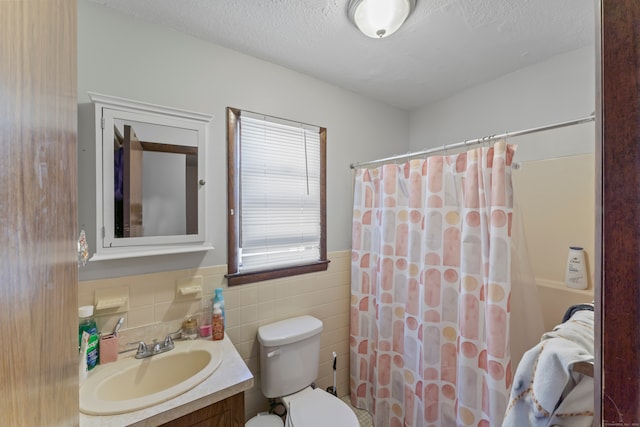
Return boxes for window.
[226,108,328,286]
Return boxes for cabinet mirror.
[87,92,213,260]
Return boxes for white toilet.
[246,315,359,427]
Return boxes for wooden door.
[0,0,78,425]
[597,0,640,424]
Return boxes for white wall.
[78,0,595,282]
[77,0,409,280]
[409,46,595,161]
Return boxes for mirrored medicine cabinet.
[79,92,213,260]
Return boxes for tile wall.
[78,250,352,420]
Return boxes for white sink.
[79,339,223,415]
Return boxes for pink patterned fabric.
[350,140,516,427]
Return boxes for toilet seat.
[246,413,284,427]
[283,388,359,427]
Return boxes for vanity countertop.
[79,335,254,427]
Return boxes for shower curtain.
[350,140,515,427]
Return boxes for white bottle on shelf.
[565,246,588,290]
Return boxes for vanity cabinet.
[159,392,245,427]
[79,93,213,260]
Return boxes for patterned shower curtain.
[350,140,515,427]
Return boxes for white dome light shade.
[348,0,416,39]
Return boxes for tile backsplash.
[78,250,352,420]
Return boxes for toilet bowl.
[246,413,283,427]
[245,315,359,427]
[246,387,358,427]
[282,387,358,427]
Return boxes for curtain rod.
[350,114,596,169]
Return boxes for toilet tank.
[257,315,323,398]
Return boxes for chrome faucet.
[127,330,181,359]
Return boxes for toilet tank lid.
[258,315,323,347]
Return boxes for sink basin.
[80,339,223,415]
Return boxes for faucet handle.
[163,331,179,350]
[164,334,174,347]
[136,341,148,355]
[126,341,148,357]
[165,328,182,344]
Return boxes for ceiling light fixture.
[347,0,416,39]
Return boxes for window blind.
[238,113,321,272]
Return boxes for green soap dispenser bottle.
[78,305,99,370]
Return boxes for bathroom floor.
[342,396,373,427]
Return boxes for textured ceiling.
[87,0,595,111]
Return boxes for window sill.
[225,260,330,286]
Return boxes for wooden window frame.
[225,107,328,286]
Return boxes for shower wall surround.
[513,153,595,331]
